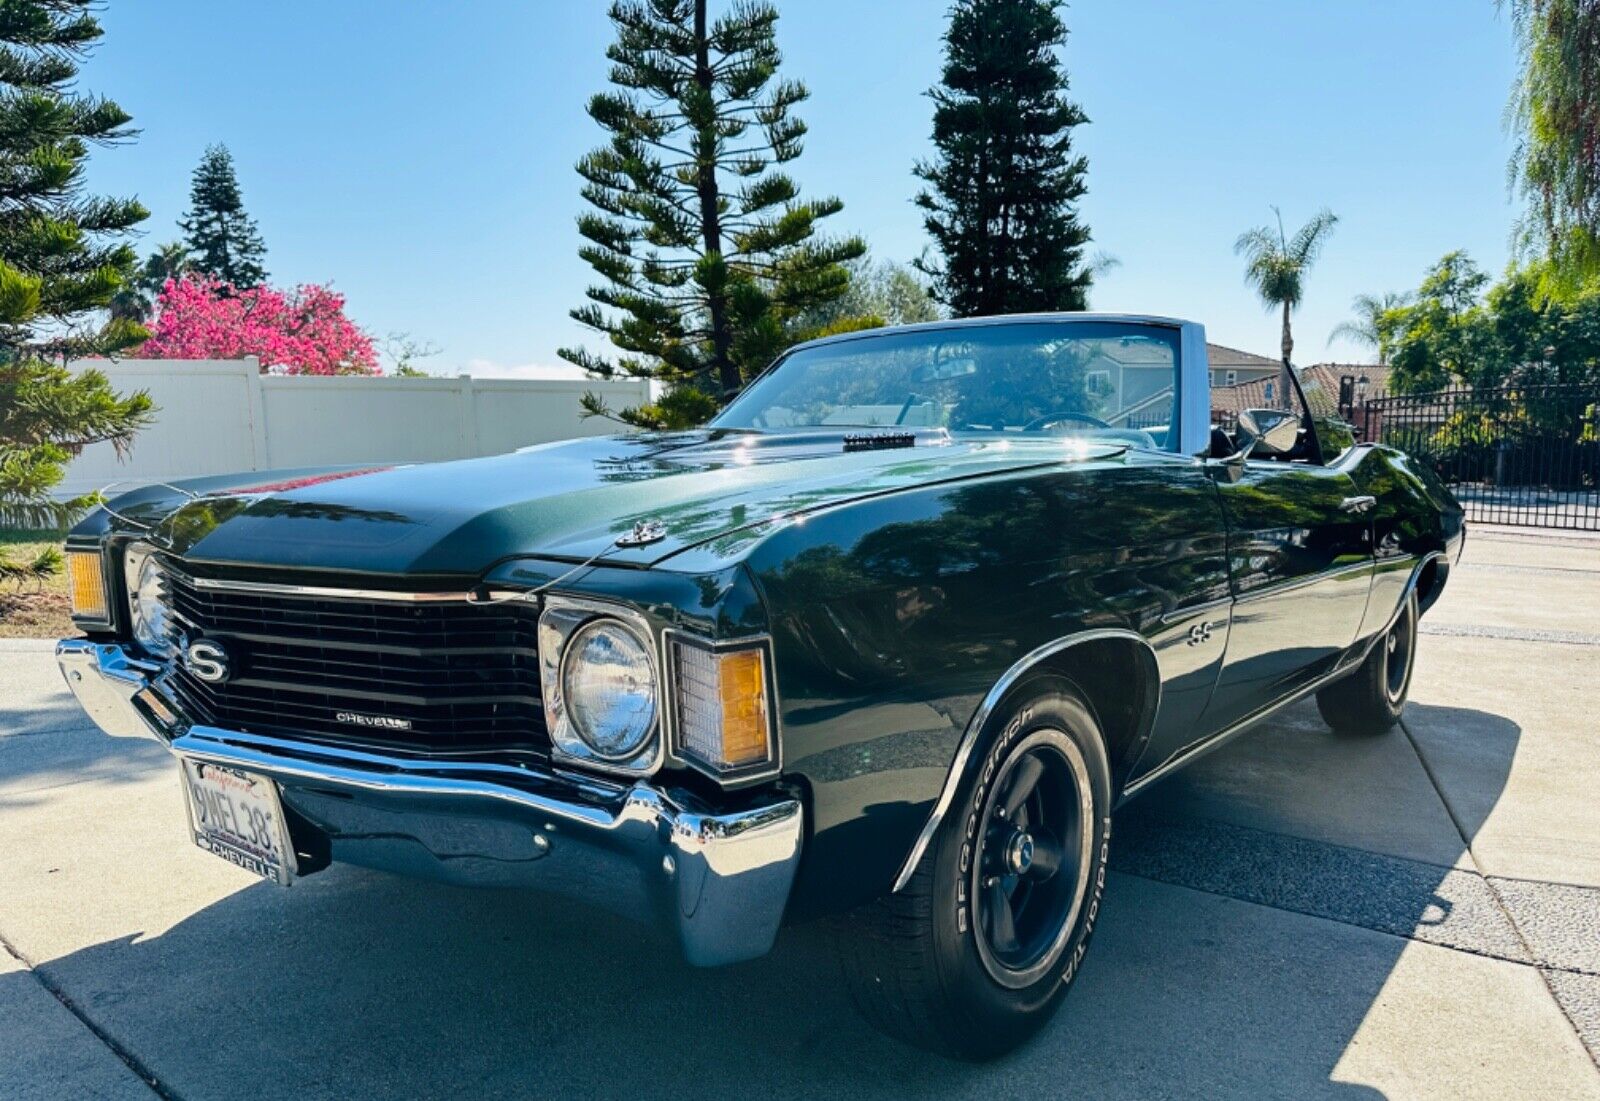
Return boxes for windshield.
[710,321,1179,448]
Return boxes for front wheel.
[1316,590,1418,735]
[835,679,1113,1060]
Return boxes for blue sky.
[84,1,1518,376]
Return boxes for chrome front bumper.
[55,639,804,966]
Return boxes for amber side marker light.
[672,640,775,776]
[66,550,108,621]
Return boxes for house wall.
[57,358,654,498]
[1209,366,1278,387]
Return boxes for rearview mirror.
[1236,408,1300,458]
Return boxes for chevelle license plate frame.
[178,759,297,886]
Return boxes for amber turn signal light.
[671,639,775,777]
[66,550,108,622]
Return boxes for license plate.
[178,760,296,886]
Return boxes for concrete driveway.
[2,527,1597,1100]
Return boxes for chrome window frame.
[711,313,1210,457]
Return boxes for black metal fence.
[1361,385,1600,530]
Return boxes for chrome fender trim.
[1382,549,1444,633]
[890,627,1159,893]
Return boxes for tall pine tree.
[180,144,267,288]
[0,0,152,581]
[0,0,148,358]
[915,0,1093,317]
[560,0,865,428]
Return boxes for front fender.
[742,452,1226,920]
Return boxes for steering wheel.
[1023,410,1111,432]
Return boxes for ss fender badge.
[1186,622,1214,647]
[335,711,414,732]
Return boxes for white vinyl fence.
[57,358,654,499]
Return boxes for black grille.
[159,564,546,755]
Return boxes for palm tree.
[108,241,192,322]
[1235,207,1339,406]
[1328,291,1411,365]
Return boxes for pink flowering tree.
[134,275,380,375]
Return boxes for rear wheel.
[836,679,1112,1060]
[1316,590,1417,735]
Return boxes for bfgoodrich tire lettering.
[836,677,1113,1060]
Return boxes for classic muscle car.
[55,314,1463,1059]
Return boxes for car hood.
[130,429,1125,578]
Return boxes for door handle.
[1340,495,1376,514]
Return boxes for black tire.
[836,677,1113,1060]
[1316,590,1418,735]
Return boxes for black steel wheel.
[1383,604,1414,705]
[836,678,1113,1060]
[1317,590,1418,735]
[971,730,1094,988]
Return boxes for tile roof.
[1207,343,1282,369]
[1209,376,1278,418]
[1208,361,1390,424]
[1300,363,1394,402]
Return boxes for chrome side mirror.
[1236,408,1300,458]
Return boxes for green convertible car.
[56,313,1463,1059]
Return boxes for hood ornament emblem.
[615,520,667,548]
[469,520,668,605]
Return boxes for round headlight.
[559,618,657,760]
[128,549,172,656]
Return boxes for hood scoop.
[843,431,918,453]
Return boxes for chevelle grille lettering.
[335,711,414,731]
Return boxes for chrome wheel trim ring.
[970,727,1096,990]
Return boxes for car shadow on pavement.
[0,704,169,810]
[4,700,1524,1100]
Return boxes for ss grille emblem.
[183,639,232,683]
[1186,622,1214,647]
